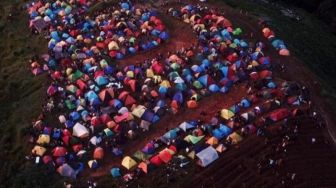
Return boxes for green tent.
[68,70,83,82]
[65,100,76,110]
[184,135,204,144]
[193,80,203,89]
[133,150,147,161]
[232,28,242,36]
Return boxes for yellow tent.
[132,105,146,118]
[36,134,50,145]
[160,80,171,88]
[220,109,235,120]
[108,41,119,51]
[227,132,243,144]
[126,70,134,78]
[206,137,218,146]
[146,69,154,78]
[32,145,46,156]
[187,151,195,159]
[121,156,137,170]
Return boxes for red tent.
[72,144,82,153]
[52,146,67,157]
[159,150,172,163]
[269,108,289,122]
[259,70,272,79]
[91,116,101,127]
[43,155,53,164]
[100,114,112,124]
[99,88,114,102]
[150,155,162,166]
[76,79,87,90]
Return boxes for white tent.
[179,121,194,132]
[73,123,89,138]
[196,146,219,167]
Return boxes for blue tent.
[158,86,168,94]
[141,110,155,122]
[219,124,232,136]
[163,129,178,140]
[65,120,74,128]
[175,83,187,91]
[240,99,251,108]
[95,76,108,86]
[173,92,183,103]
[220,86,229,93]
[85,90,98,101]
[156,100,166,107]
[267,81,277,88]
[70,111,80,121]
[220,66,229,77]
[271,39,284,49]
[212,129,225,139]
[159,32,169,40]
[104,65,114,75]
[129,47,136,54]
[112,148,123,157]
[111,168,121,178]
[209,84,220,92]
[151,29,161,36]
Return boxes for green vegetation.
[0,0,63,187]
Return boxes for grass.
[0,0,335,187]
[0,0,63,187]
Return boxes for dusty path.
[117,11,197,66]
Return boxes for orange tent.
[187,100,198,109]
[138,162,148,174]
[93,147,104,160]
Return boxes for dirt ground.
[81,1,336,187]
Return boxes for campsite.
[1,0,336,187]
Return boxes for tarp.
[196,146,219,167]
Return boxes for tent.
[179,121,194,132]
[36,134,50,145]
[206,137,218,146]
[121,156,137,170]
[227,132,243,144]
[184,135,204,144]
[133,150,147,161]
[111,167,121,178]
[73,123,89,138]
[138,162,148,174]
[158,150,172,163]
[57,163,76,179]
[220,109,234,120]
[269,108,289,122]
[52,146,67,157]
[88,160,99,169]
[32,145,46,156]
[93,147,104,160]
[196,146,219,167]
